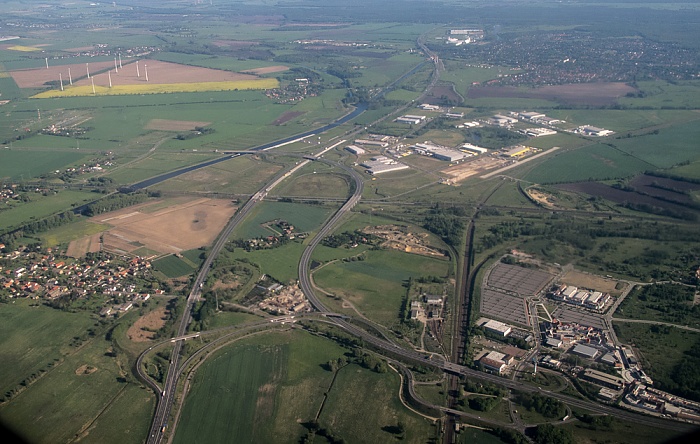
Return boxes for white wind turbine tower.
[144,64,149,82]
[59,73,64,91]
[136,60,140,77]
[108,70,112,88]
[118,53,122,69]
[68,68,72,85]
[86,63,90,78]
[45,57,49,69]
[91,77,96,94]
[114,57,118,73]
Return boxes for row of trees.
[80,192,150,217]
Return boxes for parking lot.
[480,289,531,327]
[552,305,607,330]
[487,263,554,296]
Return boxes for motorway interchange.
[137,138,696,444]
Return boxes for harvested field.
[242,65,289,75]
[10,61,115,88]
[212,40,259,48]
[145,119,211,131]
[561,270,621,295]
[95,197,237,255]
[468,82,636,107]
[66,233,102,258]
[127,306,168,342]
[556,181,695,215]
[71,60,258,88]
[628,174,700,205]
[272,111,305,125]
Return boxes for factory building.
[519,111,546,121]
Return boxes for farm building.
[571,343,599,360]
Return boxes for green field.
[226,242,305,283]
[524,144,655,184]
[0,150,87,180]
[231,201,335,239]
[174,329,434,444]
[154,156,283,195]
[152,254,197,278]
[318,363,435,443]
[40,219,109,247]
[313,249,450,326]
[0,301,152,444]
[0,190,96,231]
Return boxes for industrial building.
[545,337,563,348]
[578,125,614,137]
[361,156,410,175]
[571,343,599,360]
[345,145,366,155]
[462,143,488,154]
[478,350,513,375]
[396,114,427,125]
[519,111,546,121]
[501,146,534,158]
[483,319,512,337]
[418,104,440,111]
[444,112,464,119]
[582,368,625,390]
[355,139,388,147]
[524,128,557,137]
[479,357,505,374]
[413,143,469,162]
[489,114,518,126]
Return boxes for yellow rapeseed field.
[31,78,278,98]
[8,45,41,52]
